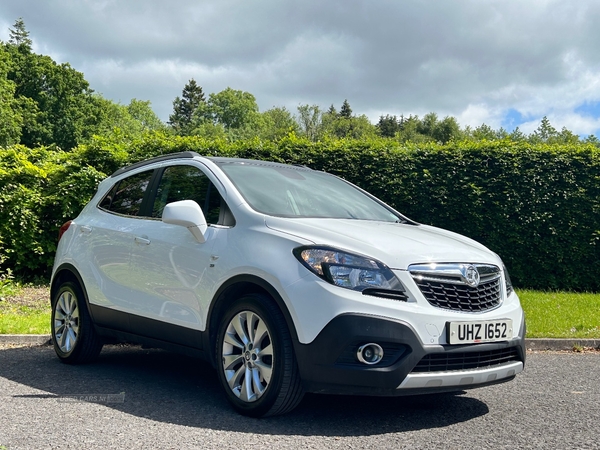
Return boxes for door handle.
[134,236,151,245]
[80,226,92,234]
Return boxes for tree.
[496,127,509,140]
[584,134,600,147]
[509,127,526,141]
[326,114,377,139]
[339,99,352,118]
[127,99,165,131]
[396,115,433,143]
[0,19,169,148]
[0,46,22,146]
[470,123,497,141]
[318,100,377,139]
[4,41,102,149]
[556,127,579,145]
[260,107,299,140]
[432,116,462,143]
[3,19,112,149]
[169,79,205,135]
[412,113,462,143]
[191,122,227,140]
[531,116,558,143]
[417,112,439,138]
[377,115,400,138]
[91,97,166,139]
[8,18,32,52]
[188,87,266,140]
[205,87,259,129]
[296,104,322,142]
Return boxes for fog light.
[356,343,384,365]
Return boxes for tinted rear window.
[99,170,153,216]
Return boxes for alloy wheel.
[221,310,274,403]
[53,289,80,354]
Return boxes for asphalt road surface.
[0,344,598,449]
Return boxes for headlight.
[293,246,406,298]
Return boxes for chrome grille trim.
[409,263,502,312]
[411,273,500,286]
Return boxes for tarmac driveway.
[0,344,599,449]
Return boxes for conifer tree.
[377,115,400,137]
[339,99,352,118]
[169,79,206,134]
[8,18,32,51]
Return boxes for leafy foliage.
[0,19,598,293]
[1,19,166,150]
[296,104,322,142]
[259,107,300,141]
[1,136,597,293]
[377,115,401,138]
[5,43,100,149]
[0,45,23,147]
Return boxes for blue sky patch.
[501,109,527,131]
[574,101,600,118]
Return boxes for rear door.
[78,169,155,329]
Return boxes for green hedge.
[1,132,598,291]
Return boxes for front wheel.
[51,281,103,364]
[216,294,304,417]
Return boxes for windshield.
[218,162,401,222]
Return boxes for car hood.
[264,217,500,270]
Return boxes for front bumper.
[294,313,526,396]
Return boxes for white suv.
[51,152,525,417]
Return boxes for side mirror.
[162,200,207,243]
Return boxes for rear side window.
[99,170,153,216]
[151,165,223,224]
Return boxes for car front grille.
[409,263,502,312]
[415,277,501,312]
[411,347,521,373]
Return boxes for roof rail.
[110,151,201,177]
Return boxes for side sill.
[90,304,207,359]
[94,325,208,361]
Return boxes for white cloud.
[457,104,502,130]
[3,0,600,133]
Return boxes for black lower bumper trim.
[293,313,526,395]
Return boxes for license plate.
[447,319,513,344]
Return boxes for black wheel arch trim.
[50,263,95,321]
[205,274,300,367]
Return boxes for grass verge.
[0,284,50,334]
[518,289,600,338]
[0,284,599,338]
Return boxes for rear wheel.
[51,281,103,364]
[216,294,304,417]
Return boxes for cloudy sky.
[2,0,600,136]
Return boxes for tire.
[215,294,304,417]
[51,281,103,364]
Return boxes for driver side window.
[152,165,223,225]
